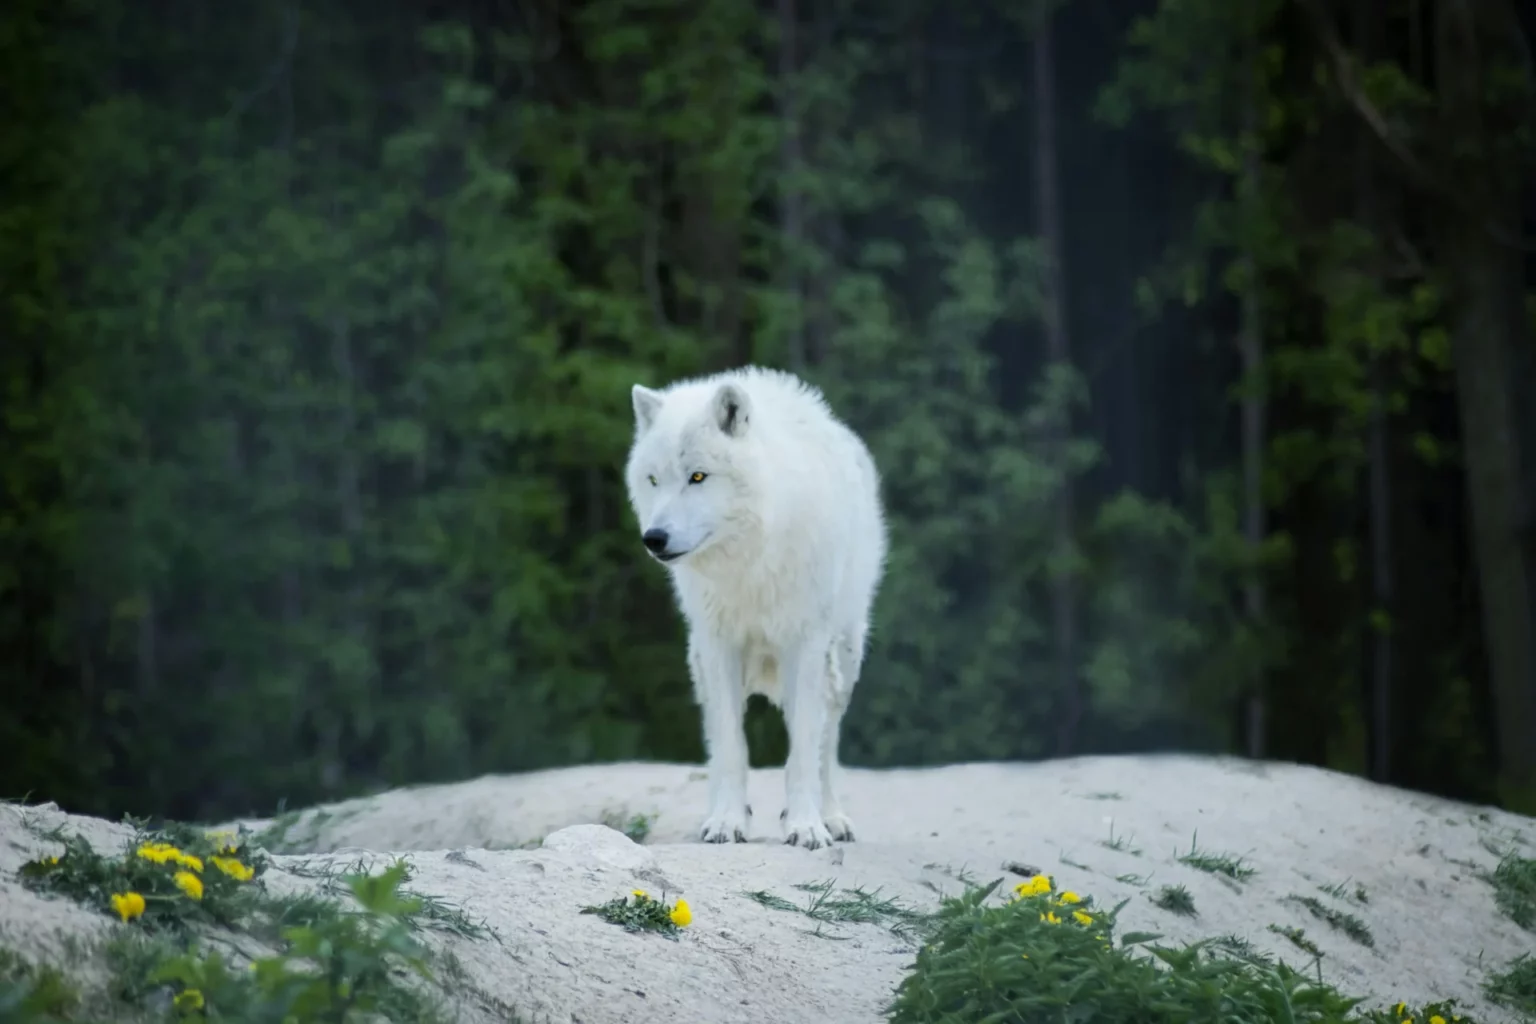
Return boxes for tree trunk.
[1238,10,1268,761]
[1033,0,1080,756]
[1355,0,1393,784]
[1434,0,1536,799]
[778,0,806,372]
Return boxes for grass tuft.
[1287,894,1375,948]
[744,879,924,940]
[598,809,656,844]
[1100,820,1142,856]
[1175,831,1256,882]
[1487,854,1536,931]
[1150,883,1197,917]
[1485,953,1536,1017]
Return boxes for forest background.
[3,0,1534,824]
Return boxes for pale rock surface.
[1,755,1532,1023]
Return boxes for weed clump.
[581,889,691,939]
[1488,854,1535,931]
[885,875,1482,1024]
[15,823,465,1021]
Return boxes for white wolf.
[624,366,887,850]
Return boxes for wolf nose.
[642,529,669,554]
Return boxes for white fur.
[624,366,887,849]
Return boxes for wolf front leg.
[781,635,836,850]
[690,633,751,843]
[820,626,865,841]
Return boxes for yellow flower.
[1394,1006,1406,1019]
[136,843,177,865]
[211,856,254,882]
[43,855,60,866]
[110,892,146,922]
[631,889,649,901]
[173,988,205,1012]
[136,843,202,872]
[1072,910,1094,926]
[1058,891,1081,905]
[1012,875,1052,899]
[174,871,204,900]
[1430,1017,1446,1024]
[669,898,692,927]
[1040,911,1061,925]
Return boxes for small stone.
[542,824,657,873]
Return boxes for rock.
[541,824,657,874]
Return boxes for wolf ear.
[712,382,750,437]
[632,384,663,432]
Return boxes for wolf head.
[624,379,756,566]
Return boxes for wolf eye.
[689,472,708,484]
[647,475,657,487]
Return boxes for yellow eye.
[647,475,657,486]
[689,472,708,484]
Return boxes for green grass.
[1286,895,1375,948]
[580,889,689,938]
[1176,831,1257,882]
[0,948,80,1021]
[1318,880,1369,905]
[1150,883,1197,917]
[883,876,1482,1024]
[1487,854,1536,931]
[1100,820,1142,856]
[1485,954,1536,1017]
[9,820,489,1022]
[598,809,656,844]
[743,879,925,940]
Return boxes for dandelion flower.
[1072,910,1093,926]
[174,870,204,900]
[1040,911,1061,925]
[1394,1006,1406,1019]
[670,898,692,927]
[211,856,254,881]
[1058,891,1081,905]
[175,852,203,873]
[631,890,649,901]
[136,843,178,865]
[1013,875,1052,898]
[1430,1017,1446,1024]
[173,988,205,1012]
[43,855,60,866]
[110,892,146,922]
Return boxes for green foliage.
[144,863,445,1023]
[19,824,266,932]
[1488,854,1536,932]
[0,950,80,1023]
[0,0,1517,820]
[886,876,1482,1024]
[15,829,468,1023]
[580,890,689,939]
[1484,955,1536,1018]
[740,879,925,939]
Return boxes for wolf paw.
[823,811,856,842]
[783,815,835,851]
[780,807,854,843]
[700,806,750,844]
